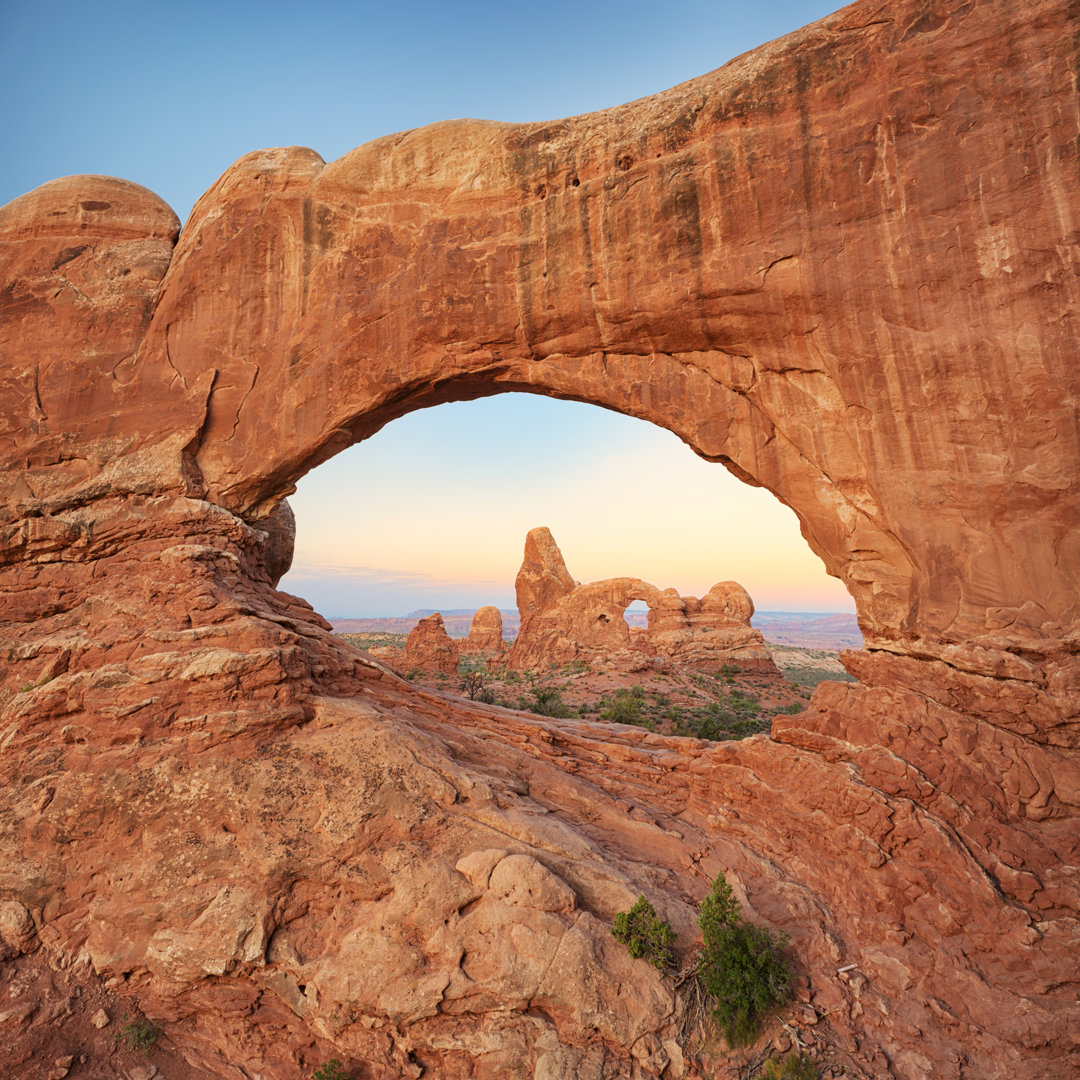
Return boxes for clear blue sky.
[1,0,856,618]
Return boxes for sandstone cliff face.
[506,527,778,674]
[1,1,1079,1078]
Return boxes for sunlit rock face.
[505,526,778,674]
[402,611,461,674]
[463,605,506,656]
[1,0,1078,1077]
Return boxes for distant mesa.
[504,527,780,676]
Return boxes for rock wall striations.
[1,1,1079,1078]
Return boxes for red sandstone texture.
[462,606,506,655]
[507,527,779,674]
[1,0,1079,1078]
[401,611,461,675]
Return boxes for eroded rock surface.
[1,1,1079,1078]
[507,527,778,674]
[463,605,506,655]
[400,611,461,675]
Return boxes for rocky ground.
[1,952,217,1080]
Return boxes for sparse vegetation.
[459,669,496,703]
[757,1051,818,1079]
[312,1060,352,1080]
[519,672,570,717]
[337,631,405,651]
[118,1013,158,1053]
[598,684,653,729]
[17,674,53,693]
[343,628,837,737]
[696,872,790,1047]
[769,644,857,688]
[611,895,677,970]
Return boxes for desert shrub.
[118,1014,157,1053]
[599,685,653,729]
[459,670,496,702]
[519,674,570,717]
[758,1051,817,1079]
[697,872,790,1047]
[691,712,733,741]
[611,895,677,970]
[728,688,760,714]
[312,1061,351,1080]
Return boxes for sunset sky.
[2,0,853,618]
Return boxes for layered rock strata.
[506,527,778,674]
[1,0,1079,1078]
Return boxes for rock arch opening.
[276,393,854,635]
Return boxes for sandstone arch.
[1,0,1079,1077]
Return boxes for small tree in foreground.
[611,895,677,970]
[697,872,790,1047]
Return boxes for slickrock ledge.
[1,1,1078,1077]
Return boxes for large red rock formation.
[506,527,778,674]
[1,1,1079,1078]
[401,611,461,675]
[463,605,506,655]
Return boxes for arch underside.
[1,0,1078,1076]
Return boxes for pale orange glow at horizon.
[281,395,856,618]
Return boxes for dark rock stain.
[51,246,88,270]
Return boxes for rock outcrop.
[506,527,778,674]
[2,1,1079,1078]
[402,612,461,674]
[463,605,506,655]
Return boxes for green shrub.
[599,685,652,729]
[519,679,570,717]
[758,1051,818,1079]
[611,895,677,970]
[118,1014,157,1053]
[697,872,790,1047]
[312,1061,351,1080]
